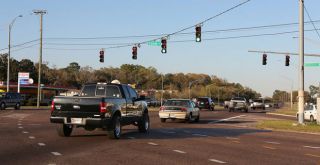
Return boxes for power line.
[304,4,320,40]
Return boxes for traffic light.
[262,54,267,65]
[285,55,290,66]
[161,38,167,53]
[132,46,137,60]
[99,50,104,63]
[195,25,201,42]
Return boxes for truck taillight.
[100,102,107,113]
[51,100,55,112]
[160,106,166,111]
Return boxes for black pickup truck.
[50,82,149,139]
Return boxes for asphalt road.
[0,108,319,165]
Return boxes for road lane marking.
[209,115,246,124]
[183,130,191,133]
[264,141,281,145]
[305,154,320,158]
[209,159,227,164]
[38,143,46,146]
[148,142,159,146]
[160,131,176,134]
[51,152,62,156]
[173,150,186,154]
[304,146,320,149]
[18,126,23,129]
[22,131,29,134]
[263,146,276,150]
[17,123,22,126]
[226,137,239,140]
[29,136,35,139]
[192,133,208,137]
[28,124,41,126]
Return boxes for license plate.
[71,118,82,124]
[169,114,175,118]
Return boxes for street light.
[7,14,23,92]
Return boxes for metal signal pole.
[298,0,304,124]
[33,10,47,108]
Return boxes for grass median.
[256,120,320,133]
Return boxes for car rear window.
[164,100,190,107]
[198,98,209,102]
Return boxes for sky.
[1,0,320,97]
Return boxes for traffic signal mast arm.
[248,50,320,57]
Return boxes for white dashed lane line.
[209,159,227,164]
[29,136,35,139]
[51,152,62,156]
[263,146,276,150]
[209,115,246,124]
[264,141,281,145]
[17,123,22,126]
[148,142,159,146]
[18,126,23,129]
[22,131,29,134]
[38,143,46,146]
[192,133,208,137]
[303,146,320,149]
[226,137,239,140]
[173,150,186,154]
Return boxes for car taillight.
[100,102,107,113]
[160,106,166,111]
[51,100,55,112]
[181,107,187,111]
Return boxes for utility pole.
[161,74,164,107]
[298,0,304,124]
[33,10,47,108]
[7,15,22,92]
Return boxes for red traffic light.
[99,50,104,63]
[132,46,137,60]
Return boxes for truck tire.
[187,113,193,123]
[56,124,73,137]
[0,102,5,110]
[138,113,150,133]
[15,103,20,110]
[310,115,315,122]
[195,114,200,122]
[108,115,121,139]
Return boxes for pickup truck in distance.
[50,82,149,139]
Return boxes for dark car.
[0,92,22,110]
[197,97,215,111]
[145,98,161,107]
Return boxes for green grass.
[257,120,320,133]
[271,103,297,116]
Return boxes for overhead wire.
[304,4,320,40]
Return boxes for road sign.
[147,41,161,46]
[18,72,29,79]
[305,63,320,67]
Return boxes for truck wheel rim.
[115,119,121,136]
[145,116,149,130]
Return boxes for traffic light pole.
[298,0,304,124]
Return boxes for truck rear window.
[80,85,122,98]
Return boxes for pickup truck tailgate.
[52,96,103,118]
